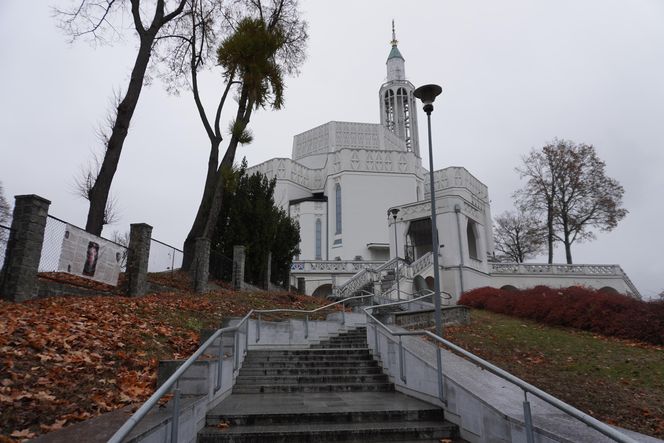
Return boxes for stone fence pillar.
[126,223,152,297]
[232,245,246,291]
[193,237,210,294]
[1,195,51,302]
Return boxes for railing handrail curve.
[108,292,375,443]
[362,300,636,443]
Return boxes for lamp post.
[389,208,401,300]
[413,84,443,338]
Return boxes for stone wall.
[394,305,470,329]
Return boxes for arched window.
[467,220,479,260]
[315,219,322,260]
[384,90,395,131]
[335,183,342,234]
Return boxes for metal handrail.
[108,292,376,443]
[362,300,636,443]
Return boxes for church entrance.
[405,218,433,262]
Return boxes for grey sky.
[1,1,662,298]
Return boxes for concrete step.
[243,355,374,363]
[232,381,394,394]
[206,406,443,427]
[241,360,379,369]
[238,366,384,376]
[248,348,371,357]
[234,374,389,385]
[198,420,458,442]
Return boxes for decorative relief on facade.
[333,153,341,172]
[366,152,375,171]
[375,152,383,171]
[399,154,407,172]
[293,123,330,160]
[277,160,286,178]
[314,202,322,211]
[313,170,322,189]
[351,152,360,170]
[385,153,393,171]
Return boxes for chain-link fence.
[39,215,128,288]
[0,223,12,285]
[209,249,233,283]
[148,238,185,287]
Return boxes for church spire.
[379,21,420,156]
[387,20,404,62]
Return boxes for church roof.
[387,44,404,61]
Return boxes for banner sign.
[57,224,124,286]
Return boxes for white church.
[247,28,640,302]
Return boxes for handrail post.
[399,335,406,383]
[305,314,309,339]
[342,300,346,325]
[523,391,535,443]
[233,330,239,371]
[436,347,445,405]
[244,319,249,353]
[216,332,223,391]
[256,313,261,343]
[373,319,379,358]
[170,387,180,443]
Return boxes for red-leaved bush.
[459,286,664,345]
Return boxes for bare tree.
[493,210,545,263]
[516,139,627,264]
[55,0,188,235]
[0,181,9,226]
[152,0,307,270]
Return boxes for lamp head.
[414,84,442,114]
[389,208,400,220]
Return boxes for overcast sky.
[1,1,662,298]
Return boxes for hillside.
[0,289,331,441]
[442,309,664,438]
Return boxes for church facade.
[247,28,640,301]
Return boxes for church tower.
[379,21,420,156]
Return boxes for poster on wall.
[57,224,123,286]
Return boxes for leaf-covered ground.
[440,309,664,438]
[0,289,330,441]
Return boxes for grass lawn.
[442,309,664,438]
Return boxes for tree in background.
[55,0,188,235]
[0,181,9,227]
[515,139,627,264]
[210,159,299,287]
[493,210,545,263]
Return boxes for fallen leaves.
[0,288,331,440]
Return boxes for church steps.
[198,325,461,442]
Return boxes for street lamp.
[413,84,443,339]
[414,83,444,404]
[389,208,401,300]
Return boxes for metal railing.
[362,298,636,443]
[108,292,376,443]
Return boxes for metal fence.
[148,238,184,277]
[38,215,128,287]
[209,249,233,282]
[0,223,11,284]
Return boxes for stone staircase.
[198,327,463,442]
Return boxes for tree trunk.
[85,32,156,236]
[546,200,554,264]
[182,138,222,269]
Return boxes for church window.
[315,219,322,260]
[335,183,342,234]
[467,220,479,260]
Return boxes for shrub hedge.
[459,286,664,345]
